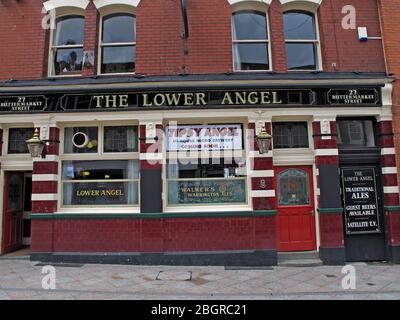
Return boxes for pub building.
[0,0,399,266]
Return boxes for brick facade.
[1,0,399,265]
[0,0,387,81]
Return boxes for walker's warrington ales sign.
[341,168,381,235]
[0,95,47,112]
[168,179,246,204]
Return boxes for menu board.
[341,168,381,235]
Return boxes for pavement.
[0,257,400,300]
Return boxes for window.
[232,11,270,71]
[62,160,139,206]
[51,15,84,76]
[61,125,139,207]
[284,11,319,70]
[8,128,34,154]
[337,119,376,147]
[100,14,136,74]
[278,169,310,206]
[273,122,309,149]
[166,124,247,206]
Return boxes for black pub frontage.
[0,73,399,266]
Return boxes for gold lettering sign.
[76,189,125,197]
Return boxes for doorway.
[2,171,32,255]
[275,166,316,252]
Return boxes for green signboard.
[168,179,246,205]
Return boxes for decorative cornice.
[43,0,90,12]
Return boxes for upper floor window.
[100,14,136,74]
[232,11,270,71]
[51,15,85,76]
[284,11,319,70]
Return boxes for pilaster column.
[139,121,163,213]
[82,1,99,76]
[30,125,60,254]
[248,119,277,260]
[248,120,275,211]
[313,117,345,265]
[377,119,400,263]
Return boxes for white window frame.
[283,9,322,71]
[48,10,86,78]
[98,8,136,76]
[231,9,272,72]
[163,120,251,212]
[58,122,140,211]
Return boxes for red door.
[275,166,316,252]
[2,172,24,254]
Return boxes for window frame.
[283,10,322,72]
[272,120,312,151]
[272,121,310,149]
[59,122,140,211]
[98,12,137,76]
[48,14,85,77]
[163,121,251,212]
[336,118,378,149]
[231,9,272,72]
[4,126,34,157]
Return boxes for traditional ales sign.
[341,168,381,235]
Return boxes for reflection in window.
[284,11,319,70]
[232,11,269,71]
[278,169,310,206]
[337,120,376,147]
[51,16,84,75]
[8,128,34,154]
[101,14,136,74]
[62,160,139,206]
[273,122,309,149]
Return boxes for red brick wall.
[31,216,276,253]
[0,0,46,81]
[319,0,385,72]
[0,0,387,81]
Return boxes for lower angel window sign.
[62,160,139,206]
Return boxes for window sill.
[56,207,140,214]
[164,205,251,213]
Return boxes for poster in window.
[341,168,381,235]
[166,124,243,151]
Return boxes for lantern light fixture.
[255,125,272,154]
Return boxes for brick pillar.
[269,0,287,72]
[378,120,400,263]
[30,126,60,255]
[82,1,99,76]
[313,119,345,265]
[139,122,164,252]
[248,121,277,263]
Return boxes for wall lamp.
[255,126,272,155]
[26,128,60,159]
